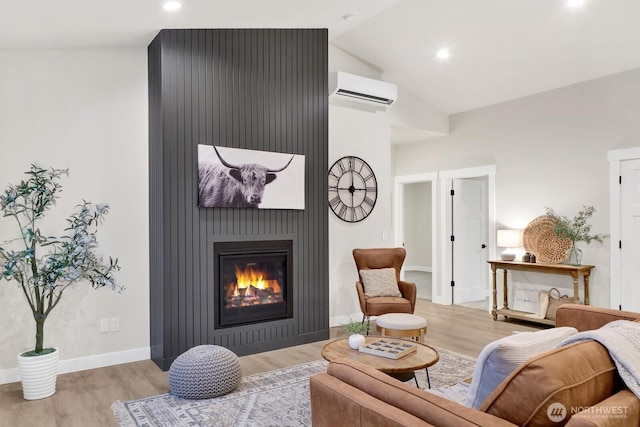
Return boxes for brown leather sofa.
[310,304,640,426]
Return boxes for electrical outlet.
[382,230,388,241]
[99,318,109,334]
[110,318,120,332]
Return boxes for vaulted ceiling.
[2,0,639,115]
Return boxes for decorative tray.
[522,216,572,263]
[358,338,417,359]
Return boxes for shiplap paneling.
[148,29,329,370]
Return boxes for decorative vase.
[566,243,583,266]
[348,334,366,350]
[17,348,59,400]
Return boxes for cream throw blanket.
[557,320,640,399]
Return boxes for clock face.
[328,156,378,223]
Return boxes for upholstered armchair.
[353,248,417,324]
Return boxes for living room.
[1,0,639,425]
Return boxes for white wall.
[394,68,640,309]
[328,105,392,325]
[0,48,149,382]
[328,44,396,326]
[387,85,449,138]
[403,182,432,268]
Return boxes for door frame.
[394,165,496,306]
[439,165,496,306]
[394,173,438,298]
[607,146,640,310]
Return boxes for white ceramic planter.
[348,334,366,350]
[17,348,59,400]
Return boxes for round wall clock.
[328,156,378,223]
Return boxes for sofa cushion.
[466,326,578,409]
[480,340,621,426]
[360,268,402,298]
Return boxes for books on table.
[358,338,417,359]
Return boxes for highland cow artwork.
[198,145,305,209]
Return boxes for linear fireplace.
[214,240,293,328]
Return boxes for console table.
[488,260,594,326]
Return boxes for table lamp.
[497,229,522,261]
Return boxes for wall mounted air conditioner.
[328,71,397,106]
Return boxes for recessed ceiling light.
[436,49,450,60]
[567,0,584,7]
[163,1,182,12]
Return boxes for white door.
[619,159,640,312]
[452,178,488,304]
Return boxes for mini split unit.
[328,71,397,106]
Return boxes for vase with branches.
[0,165,122,398]
[545,205,607,265]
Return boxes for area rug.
[112,347,476,427]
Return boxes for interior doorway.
[394,173,437,301]
[438,166,496,307]
[403,181,433,299]
[394,165,496,307]
[609,147,640,312]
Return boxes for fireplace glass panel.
[221,254,286,309]
[215,240,292,328]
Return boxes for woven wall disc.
[522,216,572,263]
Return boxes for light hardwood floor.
[0,299,543,427]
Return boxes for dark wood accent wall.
[148,29,329,370]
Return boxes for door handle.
[481,244,487,249]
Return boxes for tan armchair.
[353,248,417,324]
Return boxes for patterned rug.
[112,347,476,427]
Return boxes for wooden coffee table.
[321,336,439,388]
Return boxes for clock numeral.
[363,196,376,208]
[329,195,341,209]
[338,204,347,218]
[365,186,377,193]
[337,160,346,173]
[328,170,339,179]
[358,205,368,218]
[362,172,375,181]
[348,156,355,171]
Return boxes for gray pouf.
[168,345,242,399]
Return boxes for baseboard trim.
[330,313,374,327]
[0,347,150,385]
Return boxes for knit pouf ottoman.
[168,345,242,399]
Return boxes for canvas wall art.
[198,145,305,210]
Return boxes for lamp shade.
[497,229,522,248]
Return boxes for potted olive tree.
[0,165,121,400]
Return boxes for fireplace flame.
[234,264,281,293]
[235,264,265,289]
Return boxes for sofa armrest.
[310,373,434,427]
[566,390,640,426]
[555,304,640,332]
[326,358,516,427]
